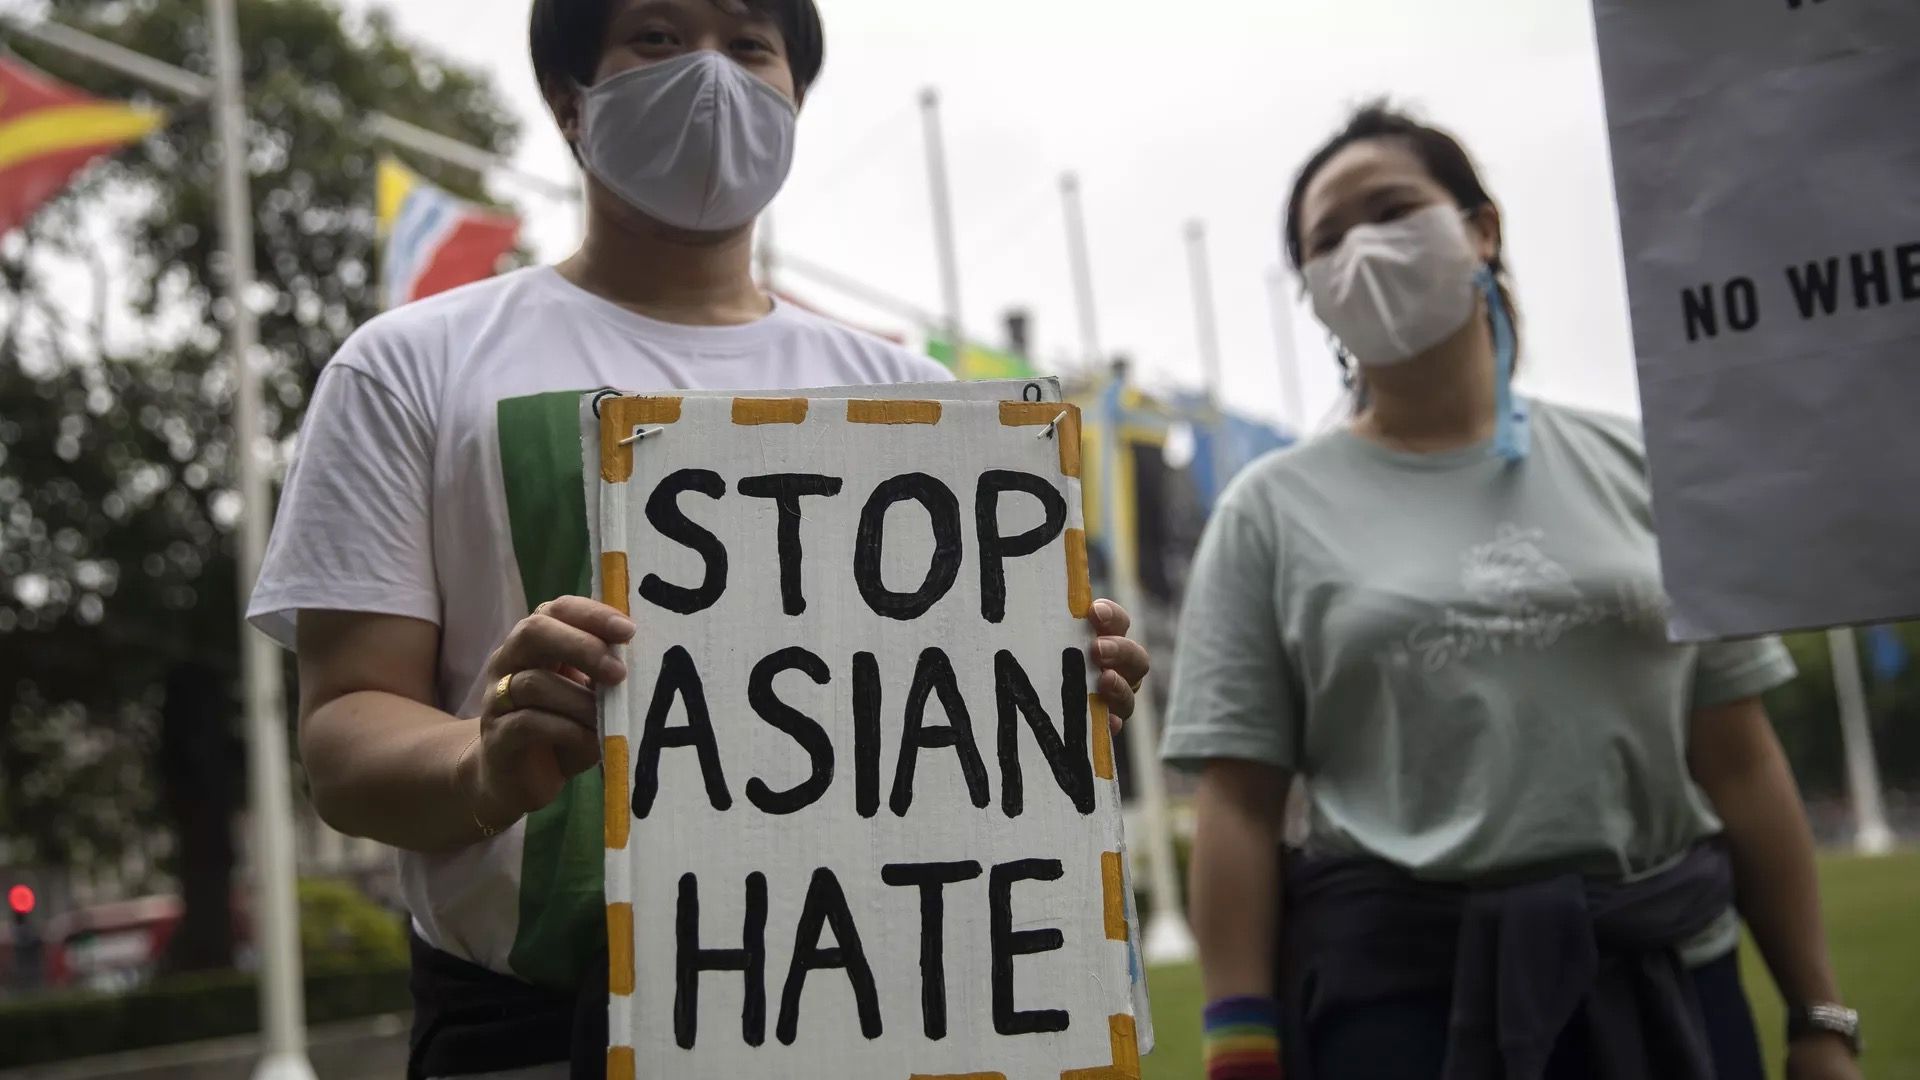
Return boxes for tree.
[1864,624,1920,794]
[0,0,520,970]
[1766,627,1920,804]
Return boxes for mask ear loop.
[1328,333,1369,419]
[1330,333,1356,389]
[1476,266,1530,463]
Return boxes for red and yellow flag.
[0,56,166,235]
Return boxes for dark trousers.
[407,928,608,1080]
[1309,951,1766,1080]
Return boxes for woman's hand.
[1088,599,1150,732]
[461,596,636,827]
[1786,1036,1862,1080]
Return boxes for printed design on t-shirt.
[1459,524,1582,614]
[1385,523,1669,674]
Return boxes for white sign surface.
[590,394,1142,1079]
[1593,0,1920,639]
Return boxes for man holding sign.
[246,1,1150,1077]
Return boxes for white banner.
[1593,0,1920,640]
[588,393,1144,1078]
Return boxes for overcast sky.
[24,0,1646,430]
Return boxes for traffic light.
[8,883,42,992]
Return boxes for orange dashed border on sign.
[601,396,684,484]
[606,902,636,996]
[597,395,1135,1079]
[999,404,1092,618]
[601,552,631,616]
[999,401,1083,477]
[1090,696,1114,781]
[1059,1015,1143,1079]
[849,399,944,425]
[734,397,810,426]
[604,735,631,852]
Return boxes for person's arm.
[1688,696,1861,1080]
[1192,760,1288,998]
[1159,495,1294,1078]
[1190,760,1289,1079]
[298,597,634,854]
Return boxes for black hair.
[1283,100,1521,379]
[529,0,825,96]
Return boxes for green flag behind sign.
[927,336,1038,381]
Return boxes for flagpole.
[1060,172,1103,371]
[773,251,943,329]
[1185,220,1232,508]
[919,87,965,353]
[1058,182,1192,956]
[365,114,577,203]
[1265,267,1307,434]
[205,2,314,1077]
[1100,371,1198,965]
[1184,220,1225,403]
[8,17,578,206]
[5,15,214,97]
[1826,629,1896,856]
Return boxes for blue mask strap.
[1477,266,1529,463]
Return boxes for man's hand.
[1088,599,1150,732]
[458,594,1143,823]
[1787,1036,1862,1080]
[462,596,636,827]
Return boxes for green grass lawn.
[1139,852,1920,1080]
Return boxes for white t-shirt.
[249,266,952,984]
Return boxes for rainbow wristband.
[1204,995,1284,1080]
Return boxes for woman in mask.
[250,1,1152,1076]
[1164,104,1862,1080]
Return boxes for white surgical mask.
[579,51,797,232]
[1303,204,1481,368]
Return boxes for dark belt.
[1277,840,1734,1080]
[406,928,609,1080]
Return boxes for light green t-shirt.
[1162,399,1794,956]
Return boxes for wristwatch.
[1787,1003,1862,1056]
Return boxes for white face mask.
[579,51,797,233]
[1303,204,1482,368]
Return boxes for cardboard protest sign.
[1592,0,1920,640]
[579,378,1153,1052]
[588,393,1145,1078]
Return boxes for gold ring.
[493,673,517,715]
